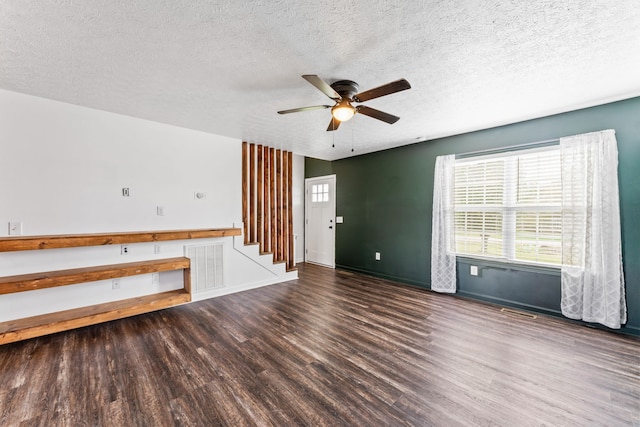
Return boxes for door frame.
[304,174,336,268]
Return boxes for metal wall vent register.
[185,243,224,291]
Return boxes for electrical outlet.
[8,221,23,235]
[122,187,130,197]
[121,245,129,255]
[375,252,381,261]
[112,279,120,290]
[470,265,479,276]
[151,273,160,284]
[157,206,165,216]
[154,244,161,254]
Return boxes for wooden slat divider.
[242,141,249,244]
[0,257,191,295]
[263,146,271,254]
[287,152,295,270]
[270,147,277,258]
[0,228,241,253]
[283,150,290,266]
[249,143,256,243]
[241,143,295,269]
[257,145,264,253]
[276,149,283,261]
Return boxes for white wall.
[0,89,301,321]
[0,89,240,234]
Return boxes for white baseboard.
[190,271,298,302]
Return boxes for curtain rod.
[455,137,560,159]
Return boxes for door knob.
[329,226,333,229]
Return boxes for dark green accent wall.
[305,97,640,336]
[305,158,333,178]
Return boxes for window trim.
[453,145,563,268]
[455,255,561,274]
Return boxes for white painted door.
[305,175,336,267]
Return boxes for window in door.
[311,183,329,203]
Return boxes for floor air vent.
[185,243,224,292]
[500,307,537,319]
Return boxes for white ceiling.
[2,1,639,160]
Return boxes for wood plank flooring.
[0,263,638,426]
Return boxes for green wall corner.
[305,97,640,336]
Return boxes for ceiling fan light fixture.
[331,100,356,122]
[278,75,410,130]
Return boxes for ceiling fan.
[277,75,411,131]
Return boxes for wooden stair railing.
[242,142,296,271]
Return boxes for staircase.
[242,142,297,272]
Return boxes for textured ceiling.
[1,1,639,160]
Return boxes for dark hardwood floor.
[0,263,638,426]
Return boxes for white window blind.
[454,159,504,258]
[454,147,562,266]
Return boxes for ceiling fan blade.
[277,105,332,114]
[356,105,400,124]
[302,75,341,100]
[353,79,411,103]
[327,117,341,131]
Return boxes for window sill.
[455,255,561,276]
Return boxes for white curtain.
[560,129,627,329]
[431,154,456,293]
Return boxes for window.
[311,183,329,203]
[454,147,562,266]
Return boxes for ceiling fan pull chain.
[351,119,354,153]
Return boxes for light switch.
[470,265,479,276]
[336,216,344,223]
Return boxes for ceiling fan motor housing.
[330,80,359,100]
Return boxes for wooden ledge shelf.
[0,228,241,252]
[0,289,191,345]
[0,257,193,345]
[0,257,191,295]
